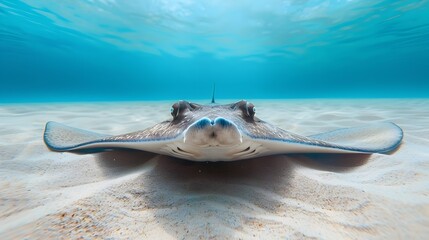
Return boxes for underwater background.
[1,0,428,103]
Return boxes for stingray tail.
[211,83,216,104]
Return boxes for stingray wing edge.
[43,121,180,153]
[245,122,403,155]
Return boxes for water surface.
[1,0,428,102]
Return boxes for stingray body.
[44,100,403,161]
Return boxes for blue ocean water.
[1,0,428,102]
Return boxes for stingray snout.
[183,117,242,146]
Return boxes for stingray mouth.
[183,117,243,147]
[165,117,266,161]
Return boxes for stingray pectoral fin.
[43,121,112,151]
[44,121,179,154]
[307,122,403,153]
[250,122,403,156]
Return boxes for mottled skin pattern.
[104,100,335,148]
[104,100,261,141]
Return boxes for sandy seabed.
[0,99,428,239]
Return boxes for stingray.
[43,100,403,161]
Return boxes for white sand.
[0,99,428,239]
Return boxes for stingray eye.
[246,102,256,118]
[170,103,180,118]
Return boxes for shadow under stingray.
[94,149,156,177]
[289,153,371,172]
[92,150,371,238]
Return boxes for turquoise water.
[1,0,428,102]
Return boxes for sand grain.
[0,99,428,239]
